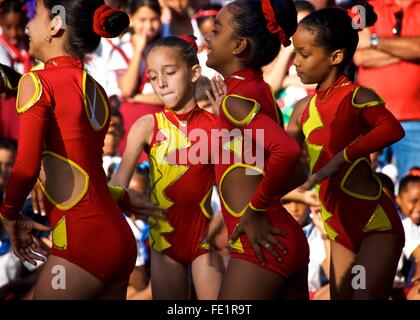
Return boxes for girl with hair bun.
[0,0,156,299]
[289,2,405,299]
[206,0,310,299]
[110,35,224,300]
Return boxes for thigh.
[97,279,129,300]
[192,252,224,300]
[329,241,357,300]
[150,250,190,300]
[33,255,104,300]
[353,233,403,300]
[218,257,287,300]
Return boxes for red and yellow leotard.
[216,68,309,277]
[0,56,136,283]
[300,75,405,252]
[145,106,216,266]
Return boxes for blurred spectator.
[103,108,125,179]
[0,0,33,141]
[283,197,330,299]
[193,3,221,78]
[395,171,420,299]
[354,0,420,180]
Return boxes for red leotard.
[145,106,216,266]
[215,68,309,277]
[300,75,405,252]
[0,56,136,284]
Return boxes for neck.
[218,61,247,80]
[317,69,344,91]
[171,95,197,115]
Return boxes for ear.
[49,15,64,37]
[330,49,344,66]
[191,64,202,83]
[233,37,248,56]
[395,194,402,208]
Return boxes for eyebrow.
[215,19,222,26]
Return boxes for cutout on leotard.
[38,151,89,210]
[219,164,263,217]
[83,71,109,131]
[340,158,381,200]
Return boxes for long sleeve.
[345,104,405,162]
[244,113,301,211]
[0,73,50,219]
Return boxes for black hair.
[196,4,222,28]
[299,2,377,67]
[148,36,199,68]
[195,76,212,102]
[376,172,395,197]
[227,0,297,69]
[294,1,315,13]
[399,175,420,195]
[0,138,17,153]
[43,0,129,60]
[129,0,161,16]
[0,0,26,17]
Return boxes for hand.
[30,181,46,216]
[206,75,226,115]
[132,33,147,52]
[302,190,319,207]
[124,189,167,224]
[299,151,346,192]
[229,206,288,266]
[1,214,50,266]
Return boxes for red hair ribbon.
[192,9,219,20]
[407,168,420,177]
[93,4,120,38]
[178,35,198,51]
[261,0,291,47]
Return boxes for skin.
[0,148,15,193]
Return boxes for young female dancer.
[205,0,310,299]
[288,5,406,299]
[0,0,152,299]
[110,36,224,299]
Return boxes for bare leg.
[33,255,104,300]
[278,267,309,300]
[192,252,224,300]
[329,241,357,300]
[353,233,403,300]
[218,258,287,300]
[97,279,129,300]
[150,250,190,300]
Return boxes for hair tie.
[178,35,198,51]
[192,9,219,20]
[93,4,120,38]
[407,168,420,177]
[261,0,291,47]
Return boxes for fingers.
[265,233,288,256]
[34,183,46,216]
[259,239,281,262]
[250,241,265,266]
[31,236,49,257]
[205,90,215,106]
[229,223,242,245]
[32,221,51,233]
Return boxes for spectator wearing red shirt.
[354,0,420,179]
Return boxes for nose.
[158,75,167,89]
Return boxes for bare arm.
[118,34,147,99]
[286,95,311,144]
[377,36,420,62]
[263,45,294,93]
[110,114,154,187]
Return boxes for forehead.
[215,5,233,27]
[293,25,317,47]
[147,46,184,68]
[0,148,14,160]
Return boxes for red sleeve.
[0,74,51,219]
[345,105,405,162]
[243,113,301,211]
